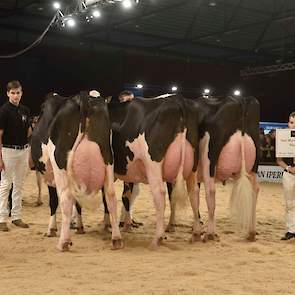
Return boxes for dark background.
[1,0,295,122]
[0,44,294,122]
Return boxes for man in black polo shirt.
[0,80,31,231]
[277,111,295,240]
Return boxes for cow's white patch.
[197,132,211,182]
[126,133,150,160]
[199,132,210,163]
[117,133,152,183]
[37,142,50,167]
[47,138,57,164]
[110,129,113,149]
[48,215,57,234]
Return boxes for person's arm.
[27,126,33,138]
[277,157,295,174]
[26,108,32,139]
[0,129,5,171]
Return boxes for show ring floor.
[0,171,293,295]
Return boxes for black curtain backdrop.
[0,45,294,122]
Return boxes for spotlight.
[66,18,76,27]
[92,10,101,18]
[53,2,61,10]
[136,83,143,89]
[171,86,178,92]
[209,1,217,7]
[202,88,210,98]
[122,0,133,9]
[233,89,241,96]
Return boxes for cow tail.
[170,128,189,210]
[229,133,255,234]
[67,128,84,198]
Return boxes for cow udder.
[162,136,194,182]
[216,132,256,181]
[71,137,106,193]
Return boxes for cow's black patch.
[108,95,200,176]
[31,92,113,173]
[195,96,260,176]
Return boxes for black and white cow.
[105,93,201,247]
[31,92,122,251]
[169,95,260,241]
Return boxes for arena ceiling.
[1,0,295,65]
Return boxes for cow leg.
[120,183,142,230]
[121,182,134,231]
[7,187,12,217]
[35,171,43,206]
[74,201,85,234]
[102,189,111,232]
[120,182,132,230]
[70,204,77,229]
[46,185,58,237]
[146,163,166,248]
[203,177,219,242]
[128,184,143,227]
[166,182,176,232]
[52,168,74,251]
[247,172,259,241]
[187,173,202,242]
[166,182,202,233]
[104,165,123,250]
[57,189,74,251]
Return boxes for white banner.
[276,128,295,157]
[257,165,284,183]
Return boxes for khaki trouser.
[0,147,29,222]
[282,171,295,233]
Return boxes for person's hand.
[288,166,295,174]
[0,159,5,171]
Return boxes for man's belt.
[2,144,29,150]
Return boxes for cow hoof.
[120,220,142,230]
[149,241,159,250]
[150,236,166,250]
[57,240,73,252]
[35,201,43,207]
[75,227,85,235]
[111,239,123,250]
[247,232,256,242]
[70,221,77,230]
[190,233,202,243]
[122,224,132,232]
[202,233,220,243]
[165,224,176,233]
[131,219,143,227]
[44,228,57,237]
[102,225,111,234]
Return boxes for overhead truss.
[240,61,295,77]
